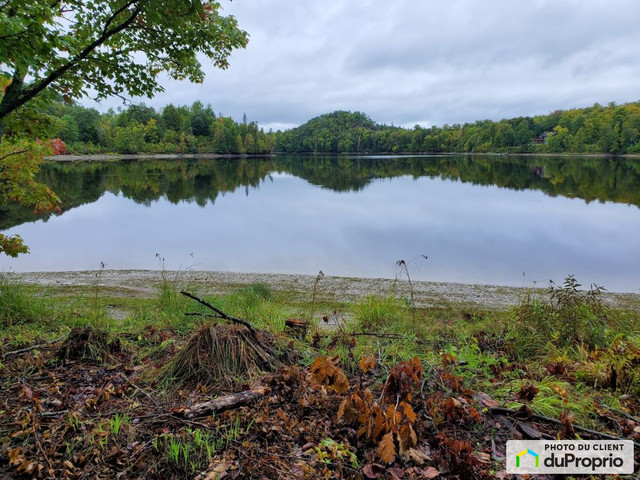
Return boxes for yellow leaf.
[377,432,396,464]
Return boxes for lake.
[1,155,639,293]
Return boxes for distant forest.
[42,101,275,155]
[276,102,640,155]
[43,100,640,155]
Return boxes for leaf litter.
[1,321,640,479]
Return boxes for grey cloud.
[83,0,640,129]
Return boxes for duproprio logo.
[516,449,539,468]
[507,440,634,474]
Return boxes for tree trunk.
[0,69,26,128]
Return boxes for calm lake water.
[1,155,639,292]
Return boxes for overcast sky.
[85,0,640,131]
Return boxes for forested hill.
[275,102,640,155]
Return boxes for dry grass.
[160,323,283,390]
[56,326,123,362]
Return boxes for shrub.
[509,276,609,359]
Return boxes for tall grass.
[0,275,52,327]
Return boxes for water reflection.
[1,155,639,292]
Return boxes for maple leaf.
[377,432,396,464]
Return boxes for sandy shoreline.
[8,270,640,311]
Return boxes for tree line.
[50,101,275,155]
[46,100,640,156]
[275,102,640,155]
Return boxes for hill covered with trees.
[275,102,640,155]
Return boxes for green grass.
[2,272,639,442]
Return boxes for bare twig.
[3,334,67,359]
[180,291,254,331]
[351,331,447,346]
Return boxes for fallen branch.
[181,291,254,331]
[602,404,640,424]
[178,386,269,418]
[2,334,67,359]
[351,331,442,344]
[489,407,640,449]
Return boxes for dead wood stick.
[602,405,640,424]
[351,331,447,346]
[2,334,67,359]
[180,386,269,418]
[180,291,254,331]
[489,407,640,449]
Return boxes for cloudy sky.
[87,0,640,130]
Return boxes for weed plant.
[509,276,613,359]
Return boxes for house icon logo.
[516,449,539,468]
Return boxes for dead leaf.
[475,391,500,408]
[421,466,441,478]
[399,401,417,424]
[362,463,385,478]
[359,355,376,373]
[403,448,431,465]
[22,384,33,400]
[337,398,347,422]
[397,424,417,453]
[309,356,350,394]
[388,466,405,479]
[377,432,396,464]
[203,460,234,480]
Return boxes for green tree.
[0,0,248,135]
[57,114,79,143]
[0,0,248,256]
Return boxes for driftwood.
[181,291,254,331]
[181,386,269,417]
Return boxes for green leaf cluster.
[0,0,248,122]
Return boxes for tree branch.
[0,149,29,163]
[180,291,255,331]
[0,1,144,122]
